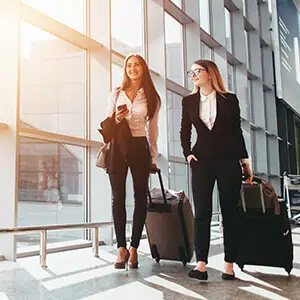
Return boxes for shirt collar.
[200,89,216,102]
[136,87,144,96]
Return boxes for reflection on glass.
[227,63,236,93]
[201,42,213,60]
[112,63,123,89]
[20,23,85,138]
[111,0,143,55]
[268,0,272,13]
[200,0,210,33]
[227,63,235,92]
[22,0,85,33]
[18,138,84,248]
[245,30,250,69]
[167,90,183,158]
[248,79,254,122]
[242,0,247,17]
[165,13,184,86]
[169,161,189,194]
[225,8,232,53]
[170,0,182,8]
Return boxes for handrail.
[0,222,113,234]
[0,221,132,268]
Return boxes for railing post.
[94,227,99,257]
[40,230,47,268]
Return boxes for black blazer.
[180,91,248,161]
[99,113,132,174]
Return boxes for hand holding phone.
[115,104,129,122]
[117,104,127,111]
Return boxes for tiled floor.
[0,226,300,300]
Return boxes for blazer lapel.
[192,91,210,131]
[211,92,224,131]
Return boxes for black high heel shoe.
[114,250,130,270]
[188,269,208,281]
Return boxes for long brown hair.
[193,59,228,95]
[120,54,161,120]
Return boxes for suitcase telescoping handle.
[148,168,167,205]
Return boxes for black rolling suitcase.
[237,177,293,274]
[145,169,194,265]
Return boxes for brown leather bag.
[241,177,280,215]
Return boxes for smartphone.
[117,104,127,111]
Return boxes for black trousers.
[108,137,151,249]
[191,158,242,264]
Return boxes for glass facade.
[0,0,281,258]
[18,138,84,247]
[165,12,184,85]
[22,0,86,33]
[111,0,144,55]
[225,8,232,53]
[200,0,210,33]
[20,23,86,137]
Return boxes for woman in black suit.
[180,60,253,281]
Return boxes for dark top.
[180,91,248,161]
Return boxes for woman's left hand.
[150,163,159,174]
[242,163,253,182]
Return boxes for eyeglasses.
[187,68,207,78]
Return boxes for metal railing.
[0,222,131,268]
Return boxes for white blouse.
[199,89,249,165]
[107,88,159,164]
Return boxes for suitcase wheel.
[151,244,160,263]
[285,266,292,275]
[178,246,187,266]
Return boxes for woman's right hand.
[187,154,198,163]
[115,108,129,123]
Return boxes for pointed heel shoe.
[128,261,139,269]
[188,269,208,281]
[128,248,139,269]
[114,251,130,270]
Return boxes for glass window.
[111,0,143,55]
[18,138,84,249]
[167,90,183,158]
[22,0,86,33]
[170,0,182,8]
[247,79,253,122]
[268,0,272,13]
[227,63,235,92]
[242,0,247,17]
[165,12,184,86]
[201,42,213,60]
[20,24,85,138]
[245,30,250,69]
[225,8,232,53]
[112,63,123,89]
[169,161,189,195]
[200,0,210,33]
[250,129,257,172]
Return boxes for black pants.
[191,158,242,264]
[109,137,151,249]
